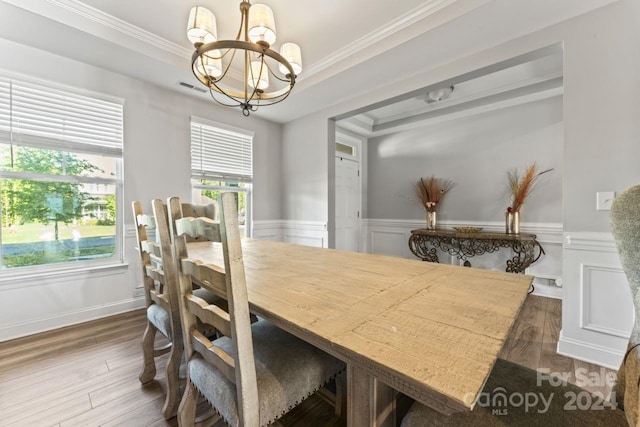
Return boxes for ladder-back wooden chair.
[133,200,177,418]
[133,200,221,420]
[401,187,640,426]
[167,193,345,427]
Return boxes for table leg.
[347,364,395,427]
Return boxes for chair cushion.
[147,303,170,338]
[189,319,345,427]
[401,358,627,427]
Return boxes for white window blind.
[191,118,253,182]
[0,75,123,157]
[0,78,10,143]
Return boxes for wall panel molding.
[560,231,632,369]
[564,232,618,252]
[580,263,631,339]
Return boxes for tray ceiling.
[0,0,618,123]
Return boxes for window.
[336,142,355,157]
[0,75,124,271]
[190,117,253,237]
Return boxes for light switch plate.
[596,192,615,211]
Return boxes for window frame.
[0,72,125,276]
[190,117,253,237]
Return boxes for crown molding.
[3,0,192,60]
[303,0,459,78]
[5,0,477,90]
[339,114,375,135]
[6,0,461,77]
[377,71,564,126]
[52,0,191,58]
[354,114,376,127]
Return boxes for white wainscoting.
[558,232,633,369]
[252,220,283,242]
[253,220,328,248]
[0,225,143,342]
[362,219,564,298]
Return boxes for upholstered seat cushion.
[147,288,220,339]
[147,303,171,338]
[189,319,345,427]
[402,358,626,427]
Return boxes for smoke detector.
[425,85,454,103]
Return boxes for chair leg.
[163,340,183,419]
[179,375,198,427]
[139,321,158,384]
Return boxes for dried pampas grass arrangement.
[416,176,455,212]
[507,163,552,213]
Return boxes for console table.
[408,229,545,274]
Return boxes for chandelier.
[187,1,302,116]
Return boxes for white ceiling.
[338,47,564,137]
[0,0,617,123]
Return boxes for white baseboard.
[0,297,146,342]
[557,331,624,370]
[531,280,562,299]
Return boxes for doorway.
[335,139,361,252]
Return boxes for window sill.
[0,262,129,290]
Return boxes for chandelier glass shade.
[187,1,302,116]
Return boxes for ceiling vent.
[179,82,207,93]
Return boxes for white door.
[335,156,360,251]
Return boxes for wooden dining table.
[188,238,532,426]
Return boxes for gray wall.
[0,38,283,223]
[561,1,640,232]
[367,96,563,224]
[282,114,329,222]
[282,0,640,235]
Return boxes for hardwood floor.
[498,295,616,398]
[0,295,616,426]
